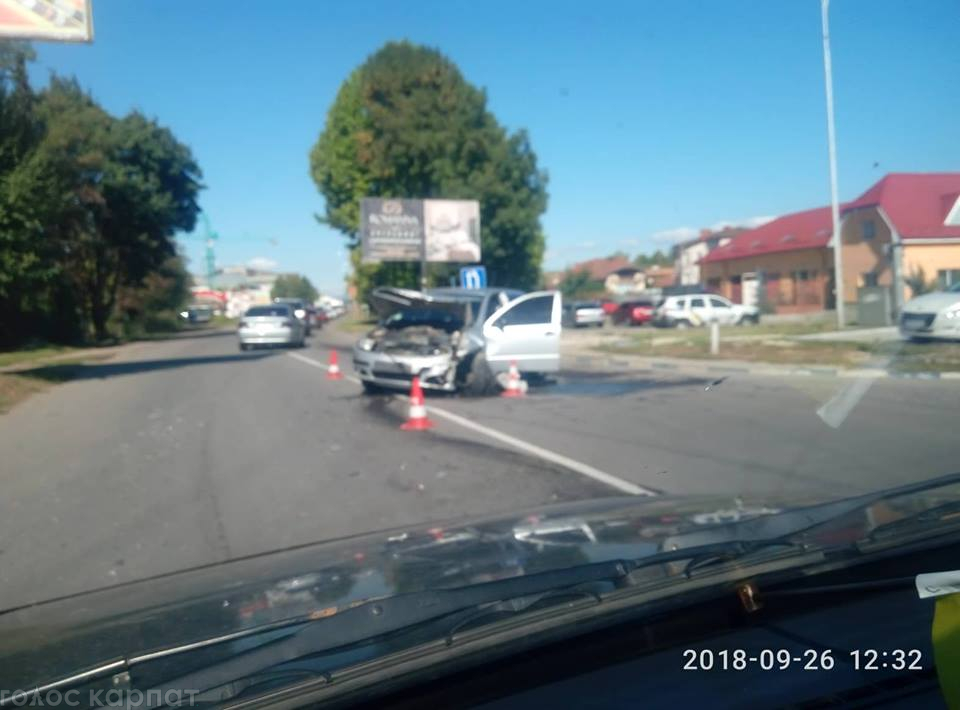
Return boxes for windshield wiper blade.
[139,473,960,701]
[145,538,805,703]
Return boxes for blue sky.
[30,0,959,295]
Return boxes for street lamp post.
[821,0,845,328]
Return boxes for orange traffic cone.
[326,350,343,380]
[400,376,434,430]
[501,360,524,398]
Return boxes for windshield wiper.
[17,472,960,706]
[143,538,803,704]
[145,473,960,700]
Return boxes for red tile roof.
[843,173,960,239]
[568,256,633,281]
[702,206,836,263]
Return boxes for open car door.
[483,291,561,373]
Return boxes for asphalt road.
[1,324,958,609]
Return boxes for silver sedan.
[238,304,305,350]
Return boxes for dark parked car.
[273,298,313,336]
[611,299,658,326]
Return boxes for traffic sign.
[459,266,487,289]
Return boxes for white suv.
[655,294,759,328]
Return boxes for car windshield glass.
[1,3,958,704]
[384,308,464,331]
[245,306,290,317]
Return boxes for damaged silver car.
[353,287,562,395]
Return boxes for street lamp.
[821,0,845,328]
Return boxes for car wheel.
[595,321,604,328]
[239,342,249,352]
[675,319,690,330]
[460,352,497,396]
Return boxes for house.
[567,256,633,282]
[643,264,676,289]
[701,206,837,313]
[838,173,960,312]
[674,228,743,286]
[701,173,960,318]
[605,266,645,294]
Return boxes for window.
[496,295,553,327]
[938,269,960,288]
[793,270,809,281]
[709,297,730,308]
[690,297,706,308]
[862,272,879,287]
[862,220,876,240]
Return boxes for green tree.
[558,269,594,299]
[37,78,202,340]
[310,41,548,301]
[272,273,319,302]
[633,249,673,268]
[905,266,938,298]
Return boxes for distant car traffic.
[562,301,605,328]
[354,287,561,394]
[238,304,305,350]
[655,294,759,328]
[900,281,960,341]
[610,299,658,326]
[272,298,312,336]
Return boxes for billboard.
[423,199,481,263]
[360,198,424,263]
[360,198,481,263]
[0,0,93,42]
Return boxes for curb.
[563,351,960,382]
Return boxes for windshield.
[383,308,465,332]
[245,306,291,317]
[0,1,958,704]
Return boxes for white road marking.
[287,351,654,496]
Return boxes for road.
[1,324,958,609]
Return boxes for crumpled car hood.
[368,287,471,322]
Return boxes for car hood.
[368,287,472,321]
[0,491,895,689]
[903,291,960,313]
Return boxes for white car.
[654,294,759,328]
[899,282,960,341]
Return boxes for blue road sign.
[459,266,487,289]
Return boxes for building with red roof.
[701,173,960,317]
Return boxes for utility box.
[857,286,892,327]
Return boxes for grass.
[0,345,77,369]
[337,316,378,333]
[0,354,113,413]
[596,328,960,372]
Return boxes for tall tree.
[37,79,202,340]
[310,41,548,300]
[271,274,319,302]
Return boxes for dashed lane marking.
[286,351,655,496]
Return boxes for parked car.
[899,281,960,341]
[353,287,561,394]
[178,305,213,324]
[272,297,312,336]
[600,299,619,316]
[654,294,759,328]
[611,299,659,326]
[562,300,605,328]
[238,303,305,350]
